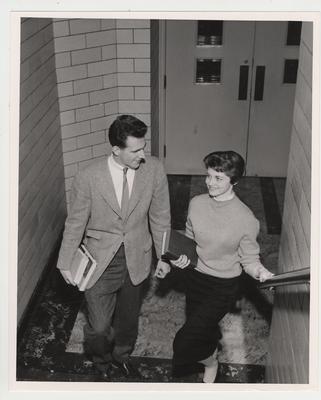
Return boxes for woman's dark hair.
[203,151,245,184]
[108,115,147,148]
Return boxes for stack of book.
[161,229,198,268]
[70,244,97,291]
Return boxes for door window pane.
[283,59,299,83]
[196,58,221,83]
[197,20,223,46]
[286,22,302,46]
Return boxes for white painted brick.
[292,203,310,267]
[63,147,93,165]
[62,137,77,152]
[65,176,74,191]
[119,100,150,114]
[70,19,101,34]
[54,35,86,52]
[77,130,106,148]
[91,115,115,132]
[86,30,116,48]
[293,102,311,165]
[102,44,117,60]
[105,101,119,116]
[76,104,105,122]
[57,82,73,97]
[21,19,51,41]
[299,41,312,89]
[88,59,117,77]
[116,29,133,43]
[296,71,312,124]
[60,110,75,125]
[118,72,150,86]
[64,163,78,178]
[89,87,118,105]
[301,22,313,53]
[118,87,134,99]
[290,165,302,210]
[74,76,103,95]
[93,143,108,157]
[56,64,87,83]
[61,121,91,139]
[117,59,134,72]
[134,58,150,72]
[134,29,150,43]
[135,87,150,99]
[103,73,118,88]
[116,20,150,29]
[55,52,71,68]
[59,93,89,111]
[117,44,150,58]
[53,20,70,37]
[78,158,102,170]
[71,47,101,65]
[21,24,53,63]
[101,19,116,30]
[299,193,311,248]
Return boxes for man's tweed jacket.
[57,156,171,289]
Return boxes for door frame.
[157,20,166,163]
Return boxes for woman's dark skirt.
[172,267,240,367]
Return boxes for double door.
[164,20,300,176]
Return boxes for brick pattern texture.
[19,19,67,323]
[53,18,151,204]
[265,22,312,383]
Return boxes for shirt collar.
[109,154,126,171]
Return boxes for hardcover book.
[70,244,97,291]
[161,229,198,269]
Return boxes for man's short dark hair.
[203,151,245,184]
[108,115,147,148]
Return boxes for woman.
[155,150,274,383]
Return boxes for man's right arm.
[57,172,91,282]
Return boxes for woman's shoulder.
[233,196,258,222]
[189,193,209,206]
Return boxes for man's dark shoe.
[112,359,141,378]
[95,362,113,380]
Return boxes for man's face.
[113,136,146,169]
[205,168,233,199]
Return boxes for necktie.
[121,167,129,220]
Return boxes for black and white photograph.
[2,2,320,397]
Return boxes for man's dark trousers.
[83,245,143,367]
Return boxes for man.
[57,115,171,379]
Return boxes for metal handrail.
[258,267,310,289]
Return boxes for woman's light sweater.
[185,193,264,279]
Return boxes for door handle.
[254,66,266,101]
[238,65,249,100]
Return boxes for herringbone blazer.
[57,156,171,289]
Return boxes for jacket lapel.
[96,160,122,217]
[126,161,149,220]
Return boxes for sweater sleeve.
[238,217,265,277]
[185,201,195,240]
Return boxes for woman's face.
[205,168,234,199]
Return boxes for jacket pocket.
[86,229,102,239]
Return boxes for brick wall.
[150,20,160,157]
[53,18,151,204]
[18,18,66,323]
[265,22,312,383]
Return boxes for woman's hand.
[257,267,274,282]
[170,254,191,269]
[154,260,171,279]
[245,264,274,282]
